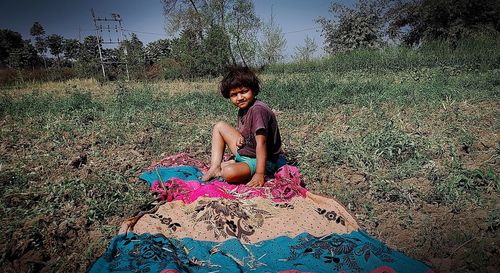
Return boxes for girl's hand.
[236,136,245,148]
[247,173,265,187]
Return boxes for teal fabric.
[139,166,203,186]
[88,231,434,273]
[235,151,278,175]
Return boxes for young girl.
[201,67,284,187]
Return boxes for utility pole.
[114,13,130,81]
[91,8,130,81]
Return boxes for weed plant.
[1,36,499,272]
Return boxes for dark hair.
[220,66,260,98]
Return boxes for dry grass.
[3,78,219,99]
[0,65,498,272]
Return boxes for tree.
[161,0,207,40]
[120,33,145,79]
[317,0,391,54]
[259,12,286,66]
[75,36,100,78]
[7,39,38,69]
[160,0,261,76]
[293,35,318,61]
[203,0,260,66]
[169,28,203,78]
[145,39,171,64]
[204,0,232,26]
[46,34,64,66]
[227,0,260,66]
[0,29,25,67]
[30,22,45,37]
[205,0,238,65]
[63,39,80,62]
[200,25,231,76]
[34,37,47,67]
[30,22,47,67]
[387,0,500,46]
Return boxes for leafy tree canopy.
[387,0,500,45]
[317,0,391,54]
[0,29,25,67]
[260,13,286,66]
[63,39,80,61]
[30,22,45,37]
[46,34,64,57]
[294,35,318,61]
[145,39,172,63]
[162,0,259,68]
[200,25,231,76]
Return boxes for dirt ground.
[1,139,498,273]
[0,90,498,272]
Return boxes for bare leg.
[201,121,242,181]
[221,162,252,183]
[221,160,236,168]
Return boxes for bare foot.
[201,166,222,181]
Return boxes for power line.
[80,28,165,36]
[82,26,319,38]
[284,26,321,35]
[123,29,165,36]
[123,25,321,36]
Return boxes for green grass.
[1,39,499,272]
[267,32,500,74]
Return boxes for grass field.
[1,40,499,272]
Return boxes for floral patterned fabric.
[88,154,435,273]
[89,231,434,273]
[143,164,307,203]
[118,194,359,243]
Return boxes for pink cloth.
[150,164,307,203]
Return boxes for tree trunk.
[188,0,204,40]
[235,16,247,67]
[219,3,237,66]
[228,41,237,66]
[236,35,247,67]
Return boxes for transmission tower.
[91,8,130,81]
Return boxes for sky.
[0,0,353,59]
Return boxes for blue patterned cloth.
[139,166,203,186]
[88,231,432,273]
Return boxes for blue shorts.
[234,151,286,176]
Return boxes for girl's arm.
[247,133,267,187]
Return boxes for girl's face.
[229,86,255,110]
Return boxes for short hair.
[220,66,260,98]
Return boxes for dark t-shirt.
[237,100,283,161]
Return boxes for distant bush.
[161,58,185,80]
[0,67,75,86]
[144,63,161,80]
[266,32,500,74]
[0,69,17,86]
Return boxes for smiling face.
[229,86,255,110]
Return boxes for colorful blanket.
[88,153,434,273]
